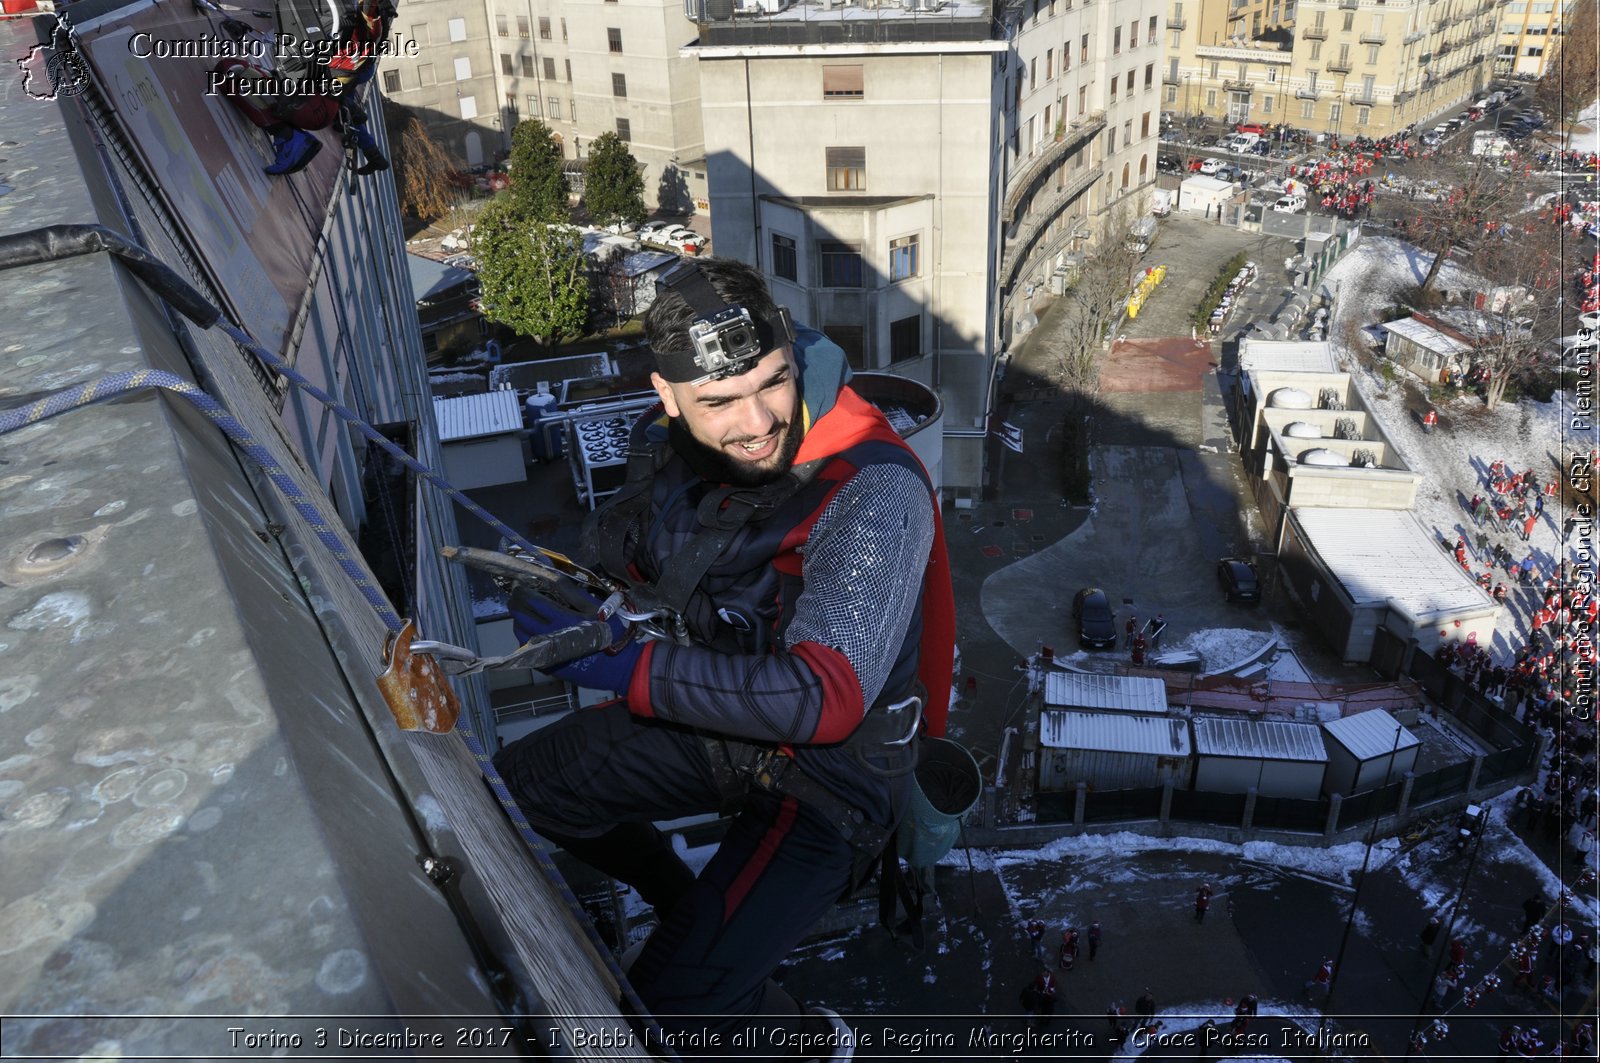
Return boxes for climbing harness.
[0,223,674,1053]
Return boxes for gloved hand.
[508,586,644,694]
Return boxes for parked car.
[1071,587,1118,650]
[1233,122,1268,136]
[1199,157,1223,175]
[660,230,704,254]
[1217,558,1261,603]
[1271,194,1306,214]
[637,220,679,240]
[1187,157,1207,172]
[1157,153,1184,174]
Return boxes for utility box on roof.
[1038,710,1192,791]
[1321,709,1421,795]
[1192,716,1328,799]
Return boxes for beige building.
[1496,0,1576,79]
[687,0,1162,490]
[381,0,708,211]
[1165,0,1498,138]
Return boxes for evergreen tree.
[507,120,571,222]
[584,132,647,228]
[472,198,590,346]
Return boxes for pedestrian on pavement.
[1023,969,1057,1026]
[1086,921,1102,961]
[1125,614,1138,649]
[1522,512,1538,541]
[1195,883,1214,923]
[1131,631,1148,666]
[1303,957,1334,1000]
[1419,915,1443,955]
[1231,993,1259,1035]
[1058,926,1080,970]
[1470,493,1484,524]
[1134,989,1157,1030]
[1521,895,1549,934]
[1422,407,1438,433]
[1025,918,1047,963]
[1149,614,1166,649]
[1105,1002,1129,1044]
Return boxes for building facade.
[1166,0,1498,138]
[687,0,1161,490]
[1495,0,1575,79]
[382,0,709,211]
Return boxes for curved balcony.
[1327,59,1353,73]
[1002,111,1106,222]
[1359,30,1386,43]
[1000,167,1099,288]
[1302,25,1328,38]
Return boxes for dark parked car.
[1157,153,1184,174]
[1217,558,1261,604]
[1072,587,1118,649]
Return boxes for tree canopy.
[471,199,590,346]
[584,132,647,228]
[507,119,571,222]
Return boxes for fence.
[1169,788,1249,824]
[1253,794,1329,833]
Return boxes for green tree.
[584,132,646,228]
[507,120,571,222]
[472,198,590,346]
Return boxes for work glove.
[508,585,643,694]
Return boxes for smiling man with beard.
[493,258,953,1060]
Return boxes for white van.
[1229,132,1262,154]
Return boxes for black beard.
[667,414,803,487]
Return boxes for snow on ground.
[1321,235,1583,663]
[1173,627,1275,672]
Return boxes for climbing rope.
[0,224,670,1052]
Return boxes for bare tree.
[1037,210,1144,416]
[1447,233,1566,410]
[383,105,460,222]
[1400,154,1528,296]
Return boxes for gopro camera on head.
[655,260,795,384]
[686,306,763,380]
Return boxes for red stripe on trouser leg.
[723,795,798,925]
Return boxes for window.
[501,53,513,76]
[561,18,568,40]
[1145,62,1154,88]
[1361,74,1375,97]
[1108,127,1117,152]
[1209,61,1219,78]
[1262,94,1273,113]
[1114,26,1122,52]
[1342,11,1353,30]
[1329,101,1342,124]
[1120,162,1130,190]
[1367,44,1380,64]
[818,242,864,288]
[1206,89,1217,106]
[1124,118,1132,144]
[1130,20,1138,47]
[522,55,534,77]
[1267,67,1277,81]
[1308,70,1319,90]
[613,72,627,97]
[1078,85,1087,113]
[527,94,541,116]
[1029,58,1037,91]
[616,117,631,141]
[1357,107,1370,125]
[1527,24,1546,33]
[418,63,435,85]
[826,146,866,191]
[565,59,572,82]
[1139,154,1147,180]
[459,95,478,119]
[1310,41,1322,59]
[771,233,797,282]
[454,56,472,80]
[889,315,920,363]
[1301,99,1314,118]
[505,93,518,118]
[1081,34,1089,62]
[1148,14,1157,42]
[822,66,863,100]
[889,234,920,281]
[544,56,557,80]
[1110,74,1119,99]
[448,17,466,42]
[410,23,429,45]
[608,27,623,52]
[1525,45,1543,55]
[539,16,551,39]
[1046,49,1054,79]
[1063,48,1071,72]
[1167,85,1178,102]
[1141,111,1150,137]
[570,97,577,119]
[1503,22,1520,32]
[496,14,508,36]
[517,15,529,37]
[829,326,866,370]
[382,69,401,92]
[548,96,561,119]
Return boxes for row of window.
[503,94,635,137]
[769,232,921,287]
[1193,84,1379,124]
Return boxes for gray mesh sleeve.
[783,462,934,710]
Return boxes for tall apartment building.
[1496,0,1575,79]
[1166,0,1497,138]
[686,0,1162,490]
[383,0,709,211]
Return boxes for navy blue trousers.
[493,704,855,1057]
